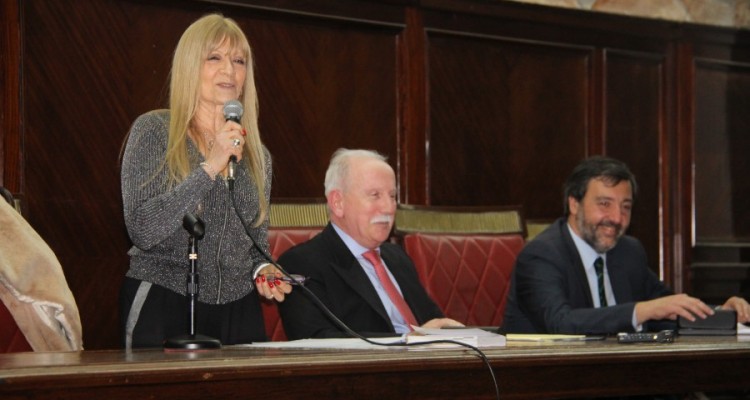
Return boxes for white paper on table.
[406,326,506,348]
[239,337,404,350]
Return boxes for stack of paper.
[243,337,403,350]
[405,327,506,348]
[505,333,589,342]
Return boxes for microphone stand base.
[164,334,222,351]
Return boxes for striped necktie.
[594,257,608,307]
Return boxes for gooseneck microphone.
[223,100,243,190]
[163,213,221,351]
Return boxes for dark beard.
[577,212,623,253]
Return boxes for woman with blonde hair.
[120,13,290,348]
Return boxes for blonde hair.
[166,14,267,225]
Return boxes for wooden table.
[1,336,749,399]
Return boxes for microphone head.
[223,100,243,123]
[183,213,205,239]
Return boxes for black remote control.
[617,330,674,343]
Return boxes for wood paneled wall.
[2,0,750,349]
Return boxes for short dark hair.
[563,156,637,216]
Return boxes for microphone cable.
[228,188,500,400]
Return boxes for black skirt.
[119,276,267,349]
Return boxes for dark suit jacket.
[501,218,673,334]
[277,223,444,339]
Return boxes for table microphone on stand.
[164,213,222,351]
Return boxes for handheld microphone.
[223,99,243,124]
[223,100,243,189]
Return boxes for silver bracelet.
[252,262,271,280]
[199,161,217,180]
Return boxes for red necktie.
[362,249,418,328]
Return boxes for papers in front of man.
[241,337,404,350]
[239,330,506,350]
[738,323,750,335]
[241,327,507,350]
[505,333,592,342]
[405,326,506,348]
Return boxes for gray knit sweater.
[121,110,272,304]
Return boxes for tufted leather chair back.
[263,199,328,341]
[395,205,526,327]
[403,233,524,326]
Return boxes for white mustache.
[370,215,393,224]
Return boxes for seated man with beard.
[501,156,750,335]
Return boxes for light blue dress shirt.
[567,223,640,330]
[567,224,616,308]
[331,223,412,334]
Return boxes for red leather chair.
[0,300,33,352]
[394,205,526,327]
[0,187,32,352]
[262,200,328,341]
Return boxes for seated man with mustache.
[501,156,750,335]
[278,148,462,339]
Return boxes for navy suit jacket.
[277,223,444,339]
[501,218,673,334]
